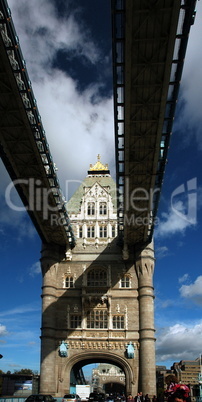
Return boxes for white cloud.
[0,304,41,318]
[32,69,115,193]
[178,273,189,284]
[155,246,169,259]
[29,262,41,277]
[155,201,196,238]
[6,0,115,201]
[0,324,8,336]
[156,322,202,363]
[179,276,202,305]
[8,0,100,75]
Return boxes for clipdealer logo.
[171,178,197,224]
[4,177,198,227]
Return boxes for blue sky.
[0,0,202,376]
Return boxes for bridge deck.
[0,1,75,249]
[112,0,196,246]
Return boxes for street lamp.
[198,373,202,398]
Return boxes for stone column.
[40,242,66,395]
[135,241,156,396]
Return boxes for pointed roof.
[88,154,110,174]
[66,157,117,214]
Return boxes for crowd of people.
[126,393,157,402]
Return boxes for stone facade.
[92,363,125,394]
[39,158,156,397]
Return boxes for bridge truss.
[111,0,197,246]
[0,0,75,249]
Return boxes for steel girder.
[111,0,197,247]
[0,1,75,249]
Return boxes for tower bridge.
[0,0,197,397]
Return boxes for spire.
[88,155,110,174]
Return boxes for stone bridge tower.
[39,157,156,397]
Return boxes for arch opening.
[59,352,134,398]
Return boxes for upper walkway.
[111,0,197,246]
[0,0,197,249]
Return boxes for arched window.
[65,276,74,288]
[87,269,107,287]
[87,202,95,215]
[99,202,107,215]
[87,309,108,329]
[120,275,130,288]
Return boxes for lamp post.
[198,373,202,399]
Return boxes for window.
[87,226,95,238]
[87,309,108,328]
[113,315,124,329]
[87,202,95,215]
[79,226,83,238]
[99,225,107,238]
[99,202,107,215]
[87,269,107,287]
[120,275,130,288]
[65,276,74,288]
[70,315,82,328]
[112,225,116,237]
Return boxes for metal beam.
[111,0,197,247]
[0,1,75,249]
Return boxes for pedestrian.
[165,374,179,398]
[145,394,150,402]
[134,393,144,402]
[164,374,190,402]
[127,394,133,402]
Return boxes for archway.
[58,351,135,396]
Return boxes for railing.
[0,398,26,402]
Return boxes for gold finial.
[89,155,109,171]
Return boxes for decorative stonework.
[65,330,126,339]
[68,340,127,350]
[85,331,108,338]
[111,332,125,338]
[65,250,72,261]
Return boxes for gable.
[84,181,110,200]
[66,175,117,214]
